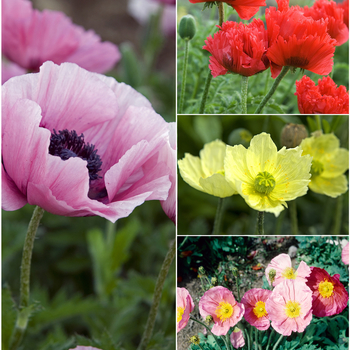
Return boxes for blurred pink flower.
[2,0,120,73]
[306,267,349,317]
[177,287,194,332]
[199,286,244,336]
[342,242,349,265]
[70,347,102,350]
[265,279,313,336]
[2,61,173,222]
[241,288,271,330]
[2,60,26,84]
[230,328,245,349]
[265,253,311,287]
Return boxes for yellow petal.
[309,175,348,198]
[200,140,227,178]
[178,154,204,192]
[199,173,237,198]
[322,148,349,178]
[300,133,340,161]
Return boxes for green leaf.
[322,118,331,133]
[194,116,222,144]
[2,285,17,350]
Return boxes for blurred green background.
[177,0,349,114]
[177,115,349,235]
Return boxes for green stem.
[332,195,343,235]
[137,240,175,350]
[212,197,225,235]
[241,75,249,114]
[199,71,213,114]
[255,66,290,114]
[255,328,258,350]
[244,328,251,350]
[179,40,190,114]
[290,200,298,235]
[265,329,275,350]
[271,334,284,350]
[218,2,224,26]
[190,317,222,350]
[9,206,45,350]
[257,211,264,235]
[198,344,205,350]
[221,334,231,350]
[235,276,240,301]
[280,69,302,104]
[264,70,270,94]
[315,115,322,131]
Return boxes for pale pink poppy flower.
[2,60,26,84]
[230,328,245,349]
[342,241,349,265]
[306,267,349,317]
[265,279,313,336]
[199,286,244,336]
[2,0,120,74]
[241,288,271,330]
[177,287,194,332]
[2,61,174,222]
[70,347,102,350]
[265,253,311,287]
[160,123,176,223]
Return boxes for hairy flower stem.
[315,115,322,131]
[271,334,284,350]
[9,206,45,350]
[245,328,251,350]
[222,334,231,350]
[290,200,298,235]
[199,2,224,114]
[241,76,249,113]
[212,197,225,235]
[190,317,222,349]
[138,240,175,350]
[255,328,258,350]
[179,39,190,114]
[265,329,275,350]
[257,211,264,235]
[254,66,290,114]
[332,195,343,235]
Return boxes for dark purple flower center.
[49,129,102,181]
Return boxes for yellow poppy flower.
[178,140,237,198]
[300,133,349,197]
[224,132,312,216]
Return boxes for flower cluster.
[177,253,349,347]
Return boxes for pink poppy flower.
[241,288,271,330]
[265,279,313,336]
[199,286,244,336]
[265,253,311,287]
[177,287,195,332]
[305,267,349,317]
[230,328,245,349]
[2,60,26,84]
[2,0,120,73]
[342,242,349,265]
[2,61,174,222]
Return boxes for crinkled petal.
[178,154,205,192]
[199,174,237,198]
[309,174,348,197]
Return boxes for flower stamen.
[254,171,276,194]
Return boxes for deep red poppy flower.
[303,0,349,46]
[295,75,349,114]
[338,0,349,28]
[266,0,336,78]
[203,19,269,77]
[306,267,349,317]
[188,0,266,20]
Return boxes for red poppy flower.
[306,267,349,317]
[303,0,349,46]
[203,19,269,77]
[338,0,349,28]
[188,0,266,20]
[295,75,349,114]
[266,1,336,78]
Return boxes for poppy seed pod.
[178,15,196,40]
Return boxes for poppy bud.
[280,123,308,148]
[178,15,196,41]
